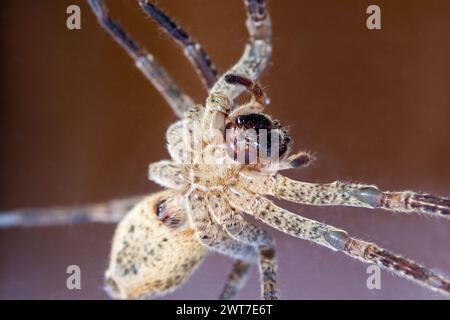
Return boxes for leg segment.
[208,194,279,299]
[219,260,252,300]
[220,249,278,300]
[225,223,278,300]
[224,74,268,105]
[139,0,218,89]
[148,160,185,189]
[238,172,450,218]
[210,0,272,102]
[188,191,279,299]
[187,192,256,262]
[0,196,143,228]
[87,0,193,118]
[226,188,450,296]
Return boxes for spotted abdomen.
[105,191,208,299]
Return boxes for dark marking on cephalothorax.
[225,113,291,165]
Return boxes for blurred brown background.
[1,0,450,299]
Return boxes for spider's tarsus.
[344,238,450,296]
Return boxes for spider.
[1,0,450,300]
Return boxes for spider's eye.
[225,114,291,164]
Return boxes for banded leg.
[219,260,252,300]
[208,194,279,299]
[0,196,143,229]
[189,191,280,299]
[226,188,450,296]
[210,0,272,102]
[238,172,450,219]
[87,0,193,118]
[139,0,218,89]
[189,202,257,300]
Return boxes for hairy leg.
[139,0,218,89]
[239,172,450,218]
[210,0,272,102]
[208,194,279,299]
[227,187,450,296]
[188,191,256,261]
[189,199,256,299]
[87,0,193,118]
[0,196,144,228]
[188,191,281,299]
[219,259,252,300]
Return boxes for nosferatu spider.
[1,0,450,299]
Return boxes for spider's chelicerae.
[2,0,450,300]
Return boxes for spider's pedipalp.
[238,172,450,219]
[227,187,450,296]
[266,151,315,172]
[87,0,193,118]
[210,0,271,103]
[228,101,265,119]
[138,0,218,89]
[286,152,315,168]
[224,74,268,105]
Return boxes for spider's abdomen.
[105,191,207,299]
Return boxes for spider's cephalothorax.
[2,0,450,300]
[162,85,297,194]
